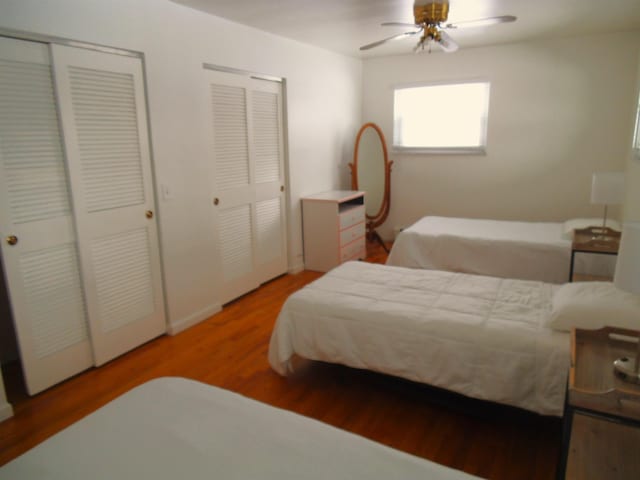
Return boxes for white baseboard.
[167,302,222,336]
[0,401,13,422]
[288,260,305,274]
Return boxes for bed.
[386,216,618,283]
[0,377,482,480]
[269,261,570,416]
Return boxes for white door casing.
[50,44,166,366]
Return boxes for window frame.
[632,85,640,161]
[392,79,491,155]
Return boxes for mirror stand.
[349,122,393,255]
[367,227,389,254]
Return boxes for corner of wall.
[288,260,305,274]
[0,402,13,423]
[0,370,13,422]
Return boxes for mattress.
[0,377,482,480]
[387,216,571,283]
[269,261,569,416]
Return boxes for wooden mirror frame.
[349,123,393,251]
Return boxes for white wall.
[0,0,362,332]
[362,31,640,239]
[624,51,640,222]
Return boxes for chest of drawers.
[301,191,366,272]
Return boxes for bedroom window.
[393,81,490,154]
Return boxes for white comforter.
[387,216,571,283]
[269,262,569,416]
[0,377,481,480]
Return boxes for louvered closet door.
[251,78,287,283]
[205,70,287,304]
[0,37,93,394]
[205,70,259,304]
[50,45,165,366]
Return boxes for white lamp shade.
[591,172,625,205]
[614,222,640,295]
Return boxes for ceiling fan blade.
[360,30,422,51]
[445,15,516,29]
[437,29,459,53]
[381,22,420,28]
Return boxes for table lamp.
[612,222,640,383]
[590,172,625,236]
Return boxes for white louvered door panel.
[205,69,259,304]
[218,205,254,282]
[205,70,288,304]
[250,79,287,282]
[0,37,93,394]
[51,44,165,366]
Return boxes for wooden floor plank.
[0,241,562,478]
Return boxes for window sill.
[392,146,486,155]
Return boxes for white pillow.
[562,218,621,239]
[548,282,640,332]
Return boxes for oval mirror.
[349,123,393,251]
[358,127,385,218]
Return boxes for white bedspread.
[269,262,569,416]
[0,377,481,480]
[387,216,571,283]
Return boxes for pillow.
[562,218,622,239]
[548,282,640,332]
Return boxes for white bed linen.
[387,216,571,283]
[269,262,569,416]
[0,377,482,480]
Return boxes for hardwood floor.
[0,240,562,478]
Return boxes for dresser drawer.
[339,205,365,230]
[340,221,365,246]
[340,237,365,262]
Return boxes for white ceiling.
[172,0,640,58]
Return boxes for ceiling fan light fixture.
[437,30,459,52]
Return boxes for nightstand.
[557,327,640,480]
[569,227,620,282]
[301,191,366,272]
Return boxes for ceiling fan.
[360,0,516,53]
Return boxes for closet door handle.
[213,197,220,206]
[6,235,18,246]
[145,210,153,219]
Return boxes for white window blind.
[393,81,490,154]
[632,87,640,160]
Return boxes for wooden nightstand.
[569,227,620,282]
[557,327,640,480]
